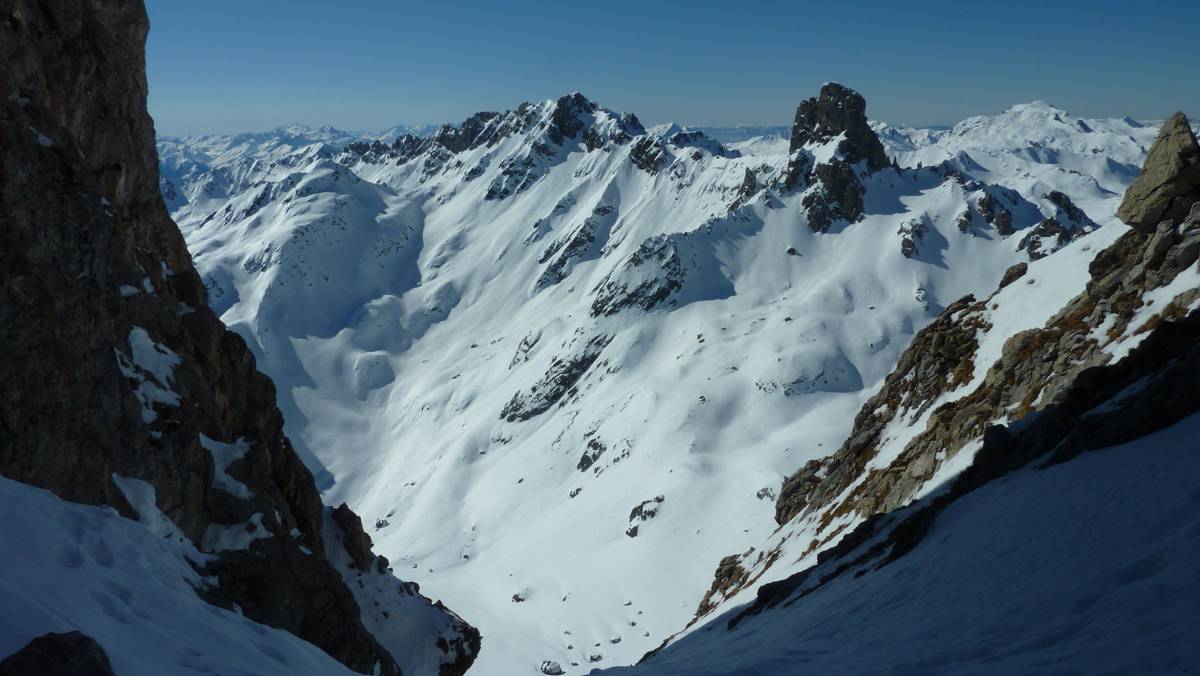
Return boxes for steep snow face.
[684,222,1131,626]
[0,476,362,676]
[0,471,474,676]
[161,95,1147,673]
[605,413,1200,676]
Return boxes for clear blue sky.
[146,0,1200,136]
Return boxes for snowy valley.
[4,1,1199,673]
[155,85,1179,673]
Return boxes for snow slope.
[604,413,1200,675]
[0,476,361,676]
[160,94,1155,673]
[0,469,473,675]
[664,221,1131,627]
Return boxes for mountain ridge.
[611,110,1200,674]
[158,81,1163,672]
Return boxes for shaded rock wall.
[0,632,116,676]
[0,1,478,673]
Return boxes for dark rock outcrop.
[776,196,1200,531]
[547,92,595,145]
[772,294,987,525]
[500,334,611,422]
[590,235,687,317]
[977,189,1016,236]
[782,84,891,231]
[341,91,647,196]
[1116,112,1200,233]
[630,135,669,174]
[536,206,617,290]
[667,129,737,159]
[955,207,974,233]
[788,83,889,172]
[0,632,115,676]
[577,437,606,472]
[734,283,1200,629]
[1018,191,1097,259]
[435,111,503,152]
[897,218,926,258]
[333,502,376,571]
[997,262,1028,289]
[626,495,664,537]
[800,162,867,232]
[0,1,477,673]
[1044,189,1093,227]
[729,168,758,211]
[1017,217,1065,259]
[200,539,403,672]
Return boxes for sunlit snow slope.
[159,91,1155,673]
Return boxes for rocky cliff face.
[731,252,1200,631]
[1117,112,1200,233]
[788,83,889,171]
[782,83,892,231]
[0,1,478,673]
[690,111,1200,630]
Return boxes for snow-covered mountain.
[874,102,1162,225]
[156,84,1166,673]
[615,111,1200,673]
[673,124,791,144]
[157,123,439,218]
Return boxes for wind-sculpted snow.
[161,90,1157,673]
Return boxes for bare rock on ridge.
[789,82,890,172]
[1117,112,1200,233]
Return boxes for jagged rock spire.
[789,83,889,172]
[1117,112,1200,233]
[780,84,892,231]
[548,92,597,143]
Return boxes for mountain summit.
[780,83,892,231]
[789,82,890,172]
